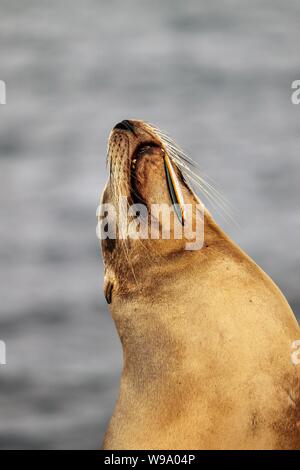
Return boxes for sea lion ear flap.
[104,277,114,304]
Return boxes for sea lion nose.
[114,120,135,133]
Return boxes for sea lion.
[99,119,300,450]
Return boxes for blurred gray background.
[0,0,299,450]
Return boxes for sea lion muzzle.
[114,119,136,134]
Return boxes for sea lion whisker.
[116,182,140,289]
[171,154,232,210]
[169,154,238,226]
[173,155,235,216]
[134,124,236,225]
[170,158,237,226]
[151,125,234,212]
[115,178,153,260]
[179,167,237,226]
[149,125,198,167]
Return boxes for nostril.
[114,121,128,131]
[114,120,135,133]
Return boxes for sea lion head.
[99,120,207,303]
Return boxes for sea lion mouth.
[130,142,163,202]
[130,141,186,224]
[131,142,162,173]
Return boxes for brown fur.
[100,120,300,450]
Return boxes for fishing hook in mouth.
[163,151,186,226]
[130,144,186,226]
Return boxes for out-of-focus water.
[0,0,299,449]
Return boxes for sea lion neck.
[103,209,228,303]
[108,234,243,397]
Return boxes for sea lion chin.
[99,119,300,450]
